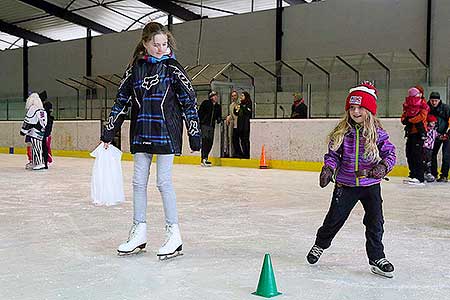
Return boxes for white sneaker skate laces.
[374,258,390,267]
[127,224,138,242]
[161,225,172,247]
[310,245,323,257]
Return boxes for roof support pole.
[23,39,28,101]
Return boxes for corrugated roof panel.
[0,0,47,23]
[0,0,309,48]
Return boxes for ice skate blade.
[117,244,147,256]
[370,266,393,278]
[158,251,183,261]
[157,245,183,260]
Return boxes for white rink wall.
[0,120,101,151]
[1,119,411,166]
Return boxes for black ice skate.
[307,245,324,264]
[369,258,394,278]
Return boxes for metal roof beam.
[0,19,56,44]
[137,0,201,21]
[17,0,116,34]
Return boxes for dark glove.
[401,117,410,125]
[319,165,334,188]
[189,136,201,152]
[20,131,25,136]
[368,160,389,179]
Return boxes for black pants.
[315,184,385,261]
[42,136,49,167]
[405,134,425,182]
[431,138,450,178]
[232,128,243,158]
[423,148,433,174]
[201,125,214,160]
[238,130,250,159]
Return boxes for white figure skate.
[117,223,147,256]
[157,224,183,260]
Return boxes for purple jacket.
[324,126,396,187]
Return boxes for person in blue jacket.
[101,22,201,259]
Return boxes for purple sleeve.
[324,142,342,171]
[378,129,396,172]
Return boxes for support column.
[23,39,28,101]
[275,0,283,92]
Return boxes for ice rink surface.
[1,153,449,300]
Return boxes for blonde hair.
[129,22,177,66]
[25,93,43,110]
[328,110,383,163]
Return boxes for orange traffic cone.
[259,144,268,169]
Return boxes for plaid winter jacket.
[102,55,201,154]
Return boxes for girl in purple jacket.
[306,82,397,278]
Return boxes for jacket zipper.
[355,125,360,187]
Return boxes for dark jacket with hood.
[101,54,201,155]
[428,100,450,134]
[198,99,221,127]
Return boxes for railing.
[1,51,444,121]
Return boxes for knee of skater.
[133,179,148,189]
[156,180,173,191]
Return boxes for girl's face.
[349,105,368,124]
[429,121,436,129]
[240,93,245,101]
[143,33,168,58]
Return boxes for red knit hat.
[345,81,378,115]
[427,114,437,123]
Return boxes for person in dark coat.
[427,91,450,182]
[198,90,222,166]
[234,91,252,159]
[42,101,54,169]
[291,93,307,119]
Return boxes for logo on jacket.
[142,74,159,90]
[119,67,133,90]
[188,120,199,136]
[171,66,194,93]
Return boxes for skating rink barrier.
[0,119,422,176]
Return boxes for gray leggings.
[133,153,178,225]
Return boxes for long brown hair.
[241,91,252,105]
[129,22,177,66]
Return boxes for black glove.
[189,136,201,152]
[368,160,389,179]
[319,165,334,188]
[401,117,411,126]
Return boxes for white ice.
[0,154,449,300]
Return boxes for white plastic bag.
[90,144,125,206]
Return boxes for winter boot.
[437,176,448,183]
[370,258,394,278]
[424,173,435,182]
[33,164,46,170]
[306,244,324,264]
[157,224,183,260]
[201,159,212,167]
[117,222,147,255]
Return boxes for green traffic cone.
[252,253,282,298]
